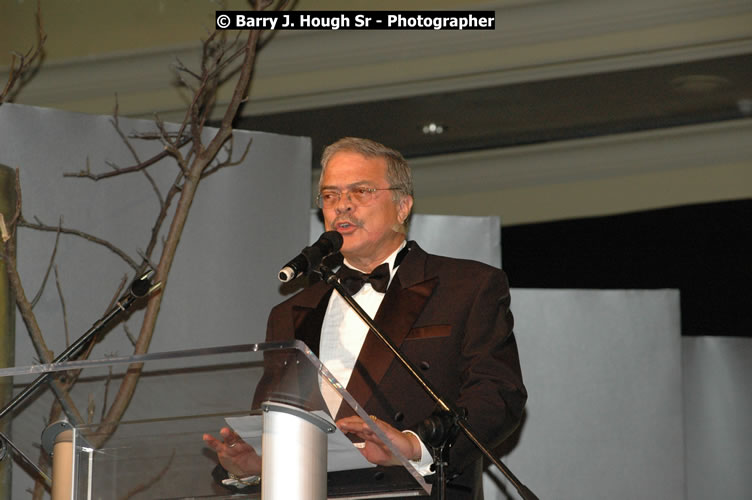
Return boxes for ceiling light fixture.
[737,98,752,116]
[670,74,730,93]
[422,122,445,135]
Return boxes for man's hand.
[336,415,421,466]
[203,427,261,477]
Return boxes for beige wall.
[417,161,752,225]
[404,118,752,224]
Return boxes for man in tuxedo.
[204,137,527,499]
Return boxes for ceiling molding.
[258,0,750,72]
[239,38,752,116]
[404,118,752,196]
[2,0,750,118]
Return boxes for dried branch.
[110,98,165,207]
[173,56,202,83]
[63,136,192,181]
[100,366,114,422]
[30,219,62,308]
[204,37,251,93]
[142,175,182,262]
[20,217,139,271]
[257,0,295,50]
[52,276,129,423]
[201,135,253,179]
[95,15,264,442]
[1,174,87,428]
[53,265,70,346]
[87,394,96,425]
[135,249,159,273]
[29,274,130,500]
[60,276,130,390]
[1,171,48,359]
[122,323,137,348]
[7,0,271,469]
[0,1,46,104]
[174,30,229,144]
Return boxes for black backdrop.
[502,198,751,337]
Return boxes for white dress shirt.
[319,241,405,414]
[318,241,433,474]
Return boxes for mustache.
[332,217,363,228]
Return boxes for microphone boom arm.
[0,270,160,484]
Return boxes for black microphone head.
[130,277,153,298]
[279,231,344,283]
[301,231,343,270]
[320,230,343,253]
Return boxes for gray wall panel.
[486,289,685,500]
[683,336,752,500]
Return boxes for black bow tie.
[337,262,391,294]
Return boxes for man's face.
[320,151,412,271]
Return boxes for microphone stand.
[316,263,537,500]
[0,270,160,487]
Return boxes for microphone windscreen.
[320,230,344,253]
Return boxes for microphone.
[278,231,343,282]
[128,269,163,299]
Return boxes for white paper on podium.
[225,413,376,472]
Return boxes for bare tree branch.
[95,15,264,442]
[110,98,166,208]
[30,219,62,308]
[63,137,192,181]
[1,174,86,427]
[173,56,202,82]
[122,323,137,348]
[19,218,139,271]
[142,175,182,262]
[0,1,46,104]
[53,264,70,346]
[99,365,114,423]
[135,249,159,273]
[6,0,272,470]
[201,135,253,179]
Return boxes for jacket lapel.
[291,283,333,358]
[338,243,438,418]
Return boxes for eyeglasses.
[316,186,401,209]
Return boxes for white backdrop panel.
[0,103,311,360]
[487,289,685,500]
[683,336,752,500]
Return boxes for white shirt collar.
[342,240,407,276]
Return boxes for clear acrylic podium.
[0,340,430,499]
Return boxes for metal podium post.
[261,401,336,500]
[42,420,75,500]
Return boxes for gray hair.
[319,137,414,200]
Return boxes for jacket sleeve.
[449,267,527,473]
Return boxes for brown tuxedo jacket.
[255,241,527,499]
